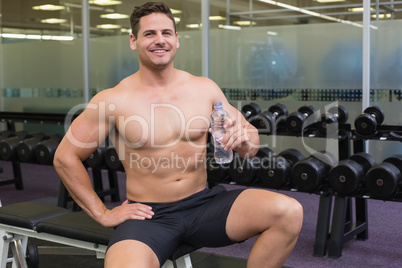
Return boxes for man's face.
[130,13,179,69]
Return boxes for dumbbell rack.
[327,125,402,258]
[0,112,70,189]
[257,119,353,258]
[0,112,120,209]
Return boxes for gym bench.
[0,202,196,268]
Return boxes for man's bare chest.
[114,102,211,148]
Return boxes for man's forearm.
[54,156,108,223]
[235,126,260,159]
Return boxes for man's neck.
[138,63,177,89]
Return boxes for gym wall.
[1,19,402,161]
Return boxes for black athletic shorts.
[107,185,244,266]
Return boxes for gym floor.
[24,238,249,268]
[1,163,402,267]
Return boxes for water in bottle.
[211,102,233,164]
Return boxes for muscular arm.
[206,78,260,159]
[53,97,108,220]
[53,91,153,227]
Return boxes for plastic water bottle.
[211,102,233,164]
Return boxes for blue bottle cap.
[214,102,223,108]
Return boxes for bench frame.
[0,223,192,268]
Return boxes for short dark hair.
[130,2,176,38]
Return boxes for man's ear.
[130,34,137,51]
[176,32,180,49]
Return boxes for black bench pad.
[0,202,200,261]
[170,243,200,261]
[36,211,114,245]
[35,211,199,260]
[0,202,69,229]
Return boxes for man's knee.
[227,190,303,239]
[277,197,303,236]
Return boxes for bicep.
[214,94,247,127]
[210,85,258,136]
[60,102,112,161]
[205,77,254,128]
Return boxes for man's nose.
[154,33,165,45]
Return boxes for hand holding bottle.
[210,102,233,164]
[210,102,257,162]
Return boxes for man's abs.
[124,168,208,203]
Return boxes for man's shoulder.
[177,69,215,85]
[95,75,136,97]
[89,85,127,108]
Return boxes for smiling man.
[53,2,303,268]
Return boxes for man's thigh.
[105,240,159,268]
[225,188,297,242]
[107,218,182,266]
[183,187,244,247]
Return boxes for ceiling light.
[1,33,27,39]
[26,35,42,40]
[1,33,74,41]
[209,16,226,21]
[218,25,241,30]
[89,0,122,6]
[259,0,377,29]
[349,7,375,12]
[100,13,129,19]
[267,31,278,36]
[234,21,257,26]
[315,0,345,3]
[41,18,67,24]
[170,9,182,14]
[120,28,131,33]
[174,17,181,23]
[186,24,200,29]
[372,13,392,19]
[96,24,121,29]
[50,36,74,41]
[32,4,65,11]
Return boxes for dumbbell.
[228,147,274,186]
[105,147,124,170]
[366,154,402,200]
[329,152,376,196]
[0,131,30,161]
[292,151,337,192]
[241,102,261,121]
[259,148,304,189]
[318,105,349,135]
[85,146,107,169]
[354,106,384,136]
[17,133,51,163]
[0,130,16,140]
[286,105,317,133]
[249,103,288,132]
[35,134,62,165]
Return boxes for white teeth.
[153,50,166,53]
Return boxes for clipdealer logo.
[63,100,341,169]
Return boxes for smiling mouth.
[152,49,168,53]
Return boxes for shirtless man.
[53,2,303,267]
